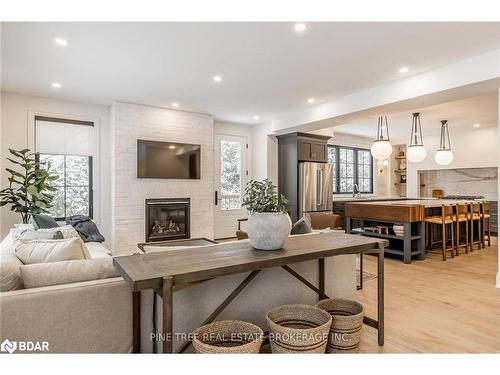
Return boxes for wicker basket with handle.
[266,304,332,353]
[192,320,263,354]
[316,298,365,353]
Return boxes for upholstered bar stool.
[425,204,455,261]
[468,202,482,252]
[453,203,469,255]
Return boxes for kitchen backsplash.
[420,167,498,200]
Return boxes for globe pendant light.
[434,120,454,166]
[407,112,427,163]
[370,115,393,160]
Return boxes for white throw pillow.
[0,251,24,291]
[38,225,80,239]
[20,258,120,289]
[14,237,91,264]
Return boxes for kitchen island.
[345,199,485,264]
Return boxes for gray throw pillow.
[32,214,59,229]
[291,214,313,235]
[19,229,64,240]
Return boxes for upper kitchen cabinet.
[291,133,330,162]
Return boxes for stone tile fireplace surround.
[111,102,214,255]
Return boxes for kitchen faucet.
[353,183,361,198]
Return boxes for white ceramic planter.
[247,212,292,250]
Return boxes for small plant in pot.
[241,178,291,250]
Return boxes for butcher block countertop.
[346,199,483,208]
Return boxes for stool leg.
[470,219,474,253]
[450,223,454,258]
[455,219,460,256]
[441,223,446,261]
[465,220,469,254]
[487,218,491,247]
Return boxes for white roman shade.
[35,116,95,156]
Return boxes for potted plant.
[241,178,291,250]
[0,148,58,224]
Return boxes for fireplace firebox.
[145,198,190,242]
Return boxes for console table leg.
[132,291,141,353]
[377,242,385,346]
[318,258,325,301]
[162,276,173,354]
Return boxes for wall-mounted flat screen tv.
[137,140,201,179]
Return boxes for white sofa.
[0,231,138,353]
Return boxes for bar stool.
[425,204,455,261]
[453,203,469,255]
[468,202,482,252]
[482,202,492,248]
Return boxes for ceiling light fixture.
[307,97,315,103]
[371,115,393,160]
[171,102,179,108]
[213,75,222,83]
[253,116,260,120]
[54,37,68,46]
[473,123,481,128]
[407,112,427,163]
[51,82,62,89]
[434,120,454,166]
[294,23,307,32]
[399,67,409,74]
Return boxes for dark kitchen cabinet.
[277,132,331,221]
[297,137,328,162]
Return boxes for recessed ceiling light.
[51,82,62,89]
[307,97,315,103]
[473,123,481,128]
[253,116,260,120]
[54,37,68,46]
[294,23,307,32]
[213,75,222,83]
[171,102,179,108]
[399,67,409,74]
[168,145,176,150]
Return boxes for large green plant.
[0,149,59,223]
[241,178,288,213]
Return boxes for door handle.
[215,191,218,205]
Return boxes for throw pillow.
[291,214,313,235]
[0,251,24,291]
[38,225,80,239]
[20,258,120,289]
[19,229,64,240]
[14,237,91,264]
[32,214,59,229]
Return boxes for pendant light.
[407,112,427,163]
[434,120,454,166]
[370,115,393,160]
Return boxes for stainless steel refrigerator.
[298,162,333,218]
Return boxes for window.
[35,116,95,219]
[37,154,93,219]
[327,145,373,194]
[220,139,242,210]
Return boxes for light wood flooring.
[357,238,500,353]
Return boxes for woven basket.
[316,298,365,353]
[266,304,332,353]
[192,320,263,354]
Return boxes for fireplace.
[145,198,190,242]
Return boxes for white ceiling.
[2,22,500,124]
[331,93,498,143]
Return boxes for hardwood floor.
[357,238,500,353]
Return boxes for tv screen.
[137,140,201,179]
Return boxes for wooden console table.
[113,232,387,353]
